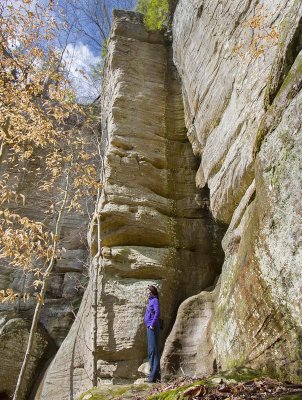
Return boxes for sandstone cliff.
[162,0,302,382]
[9,0,300,398]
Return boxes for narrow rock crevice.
[266,9,302,107]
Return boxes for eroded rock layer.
[0,148,90,345]
[161,0,302,382]
[38,11,223,400]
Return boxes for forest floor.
[79,368,302,400]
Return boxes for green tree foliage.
[136,0,169,30]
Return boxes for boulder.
[0,314,54,400]
[161,284,219,379]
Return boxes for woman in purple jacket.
[144,285,161,382]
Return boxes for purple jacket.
[144,296,160,328]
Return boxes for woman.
[144,285,161,382]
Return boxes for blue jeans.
[147,326,160,382]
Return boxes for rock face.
[0,150,89,345]
[0,135,92,395]
[161,283,219,379]
[21,0,301,396]
[161,0,302,382]
[0,314,54,400]
[38,11,224,400]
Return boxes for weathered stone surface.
[214,59,302,381]
[0,158,89,345]
[0,124,92,398]
[137,360,149,376]
[32,0,302,395]
[0,314,54,400]
[167,0,302,382]
[38,11,224,400]
[161,283,219,379]
[173,0,296,224]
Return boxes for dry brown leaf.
[183,384,206,398]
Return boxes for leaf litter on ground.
[142,376,302,400]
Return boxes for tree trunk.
[0,116,10,164]
[92,128,104,387]
[92,214,101,387]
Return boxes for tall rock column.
[38,11,223,400]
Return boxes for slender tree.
[88,111,107,387]
[13,169,71,400]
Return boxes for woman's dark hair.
[148,285,159,298]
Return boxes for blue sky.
[57,0,138,102]
[9,0,138,102]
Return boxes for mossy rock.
[78,368,301,400]
[78,384,152,400]
[147,368,268,400]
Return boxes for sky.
[56,0,138,102]
[7,0,138,102]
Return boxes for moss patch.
[146,381,205,400]
[78,384,152,400]
[209,367,266,383]
[146,369,267,400]
[78,369,302,400]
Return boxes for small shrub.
[136,0,169,30]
